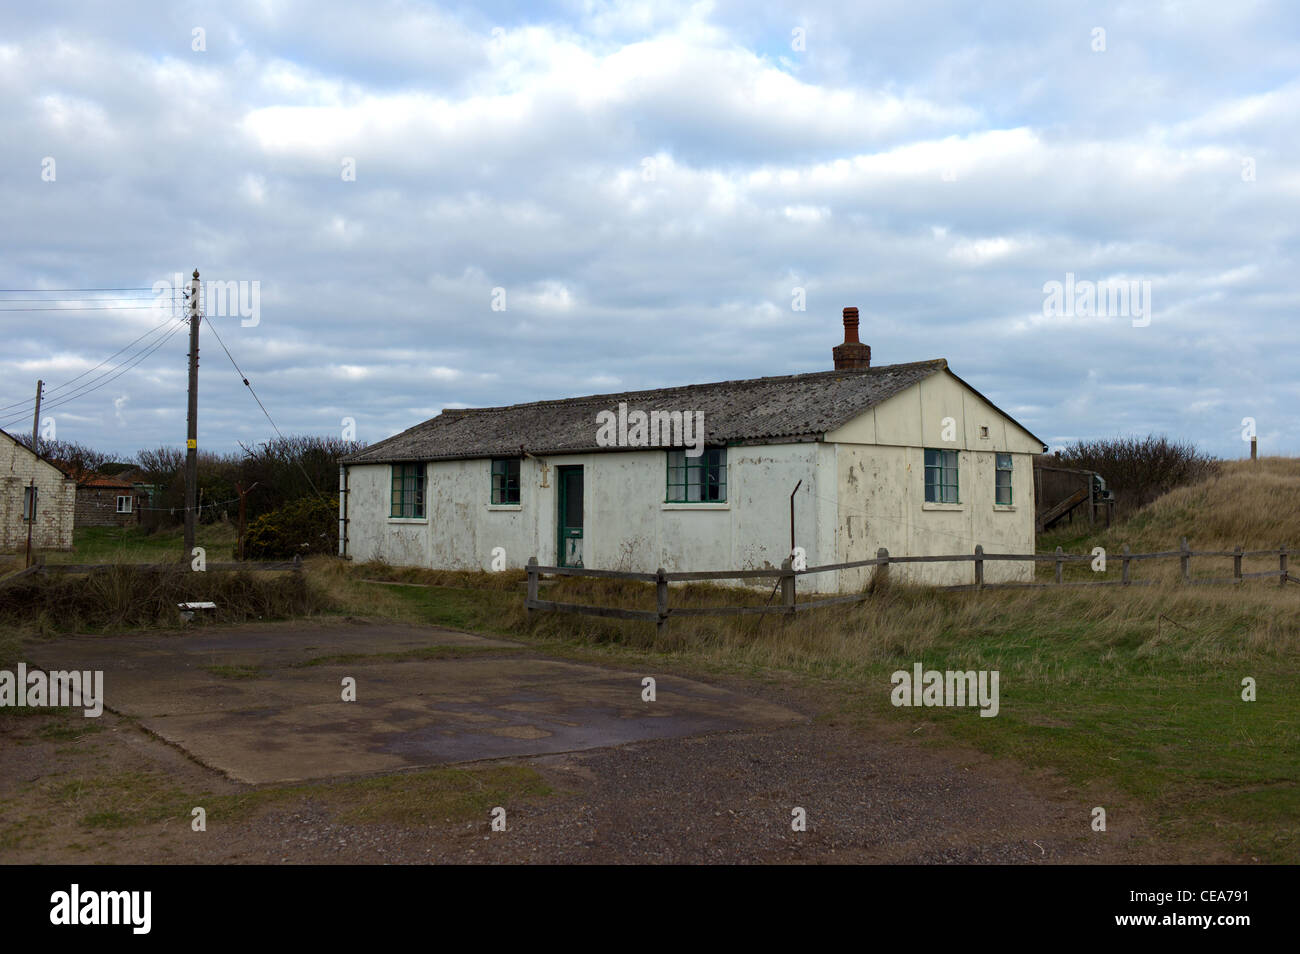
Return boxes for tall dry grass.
[503,573,1300,676]
[0,564,329,635]
[1114,457,1300,549]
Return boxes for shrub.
[243,494,337,559]
[1055,434,1219,514]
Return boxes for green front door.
[557,465,584,567]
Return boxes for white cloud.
[0,1,1296,458]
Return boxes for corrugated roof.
[343,359,950,464]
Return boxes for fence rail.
[524,537,1295,634]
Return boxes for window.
[22,486,35,521]
[116,495,133,514]
[390,463,425,518]
[924,448,959,503]
[666,448,727,502]
[491,458,521,505]
[995,453,1013,506]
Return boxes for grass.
[51,771,194,830]
[39,523,238,566]
[39,764,551,831]
[1039,457,1300,556]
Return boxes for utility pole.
[23,380,43,568]
[184,269,200,560]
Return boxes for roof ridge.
[343,358,951,464]
[441,359,948,416]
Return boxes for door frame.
[555,465,584,567]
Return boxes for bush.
[243,494,337,559]
[1055,435,1219,514]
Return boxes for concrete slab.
[29,623,804,784]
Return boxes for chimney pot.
[833,305,871,370]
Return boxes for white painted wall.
[345,442,829,580]
[831,444,1036,588]
[825,369,1040,587]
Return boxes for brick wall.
[0,435,76,552]
[75,487,143,528]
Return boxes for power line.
[0,317,182,417]
[0,312,183,414]
[40,321,187,415]
[0,319,187,430]
[204,318,321,496]
[0,304,182,311]
[0,287,160,292]
[137,494,242,514]
[0,296,167,302]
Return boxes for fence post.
[1233,545,1242,584]
[1180,537,1190,583]
[1054,546,1063,585]
[526,556,538,610]
[656,567,668,637]
[1121,544,1131,585]
[293,554,302,575]
[781,557,795,615]
[1280,545,1288,586]
[876,547,890,589]
[974,544,984,590]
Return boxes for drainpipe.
[338,464,349,558]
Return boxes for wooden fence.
[524,538,1297,634]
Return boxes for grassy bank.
[1040,457,1300,555]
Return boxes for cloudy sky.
[1,0,1296,459]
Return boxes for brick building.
[52,463,145,528]
[0,428,76,552]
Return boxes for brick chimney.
[832,306,871,370]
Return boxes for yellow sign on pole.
[187,439,197,449]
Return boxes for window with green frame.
[390,462,425,518]
[924,448,959,503]
[666,448,727,502]
[995,453,1013,505]
[491,457,521,504]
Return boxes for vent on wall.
[979,426,989,439]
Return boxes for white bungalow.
[339,308,1047,590]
